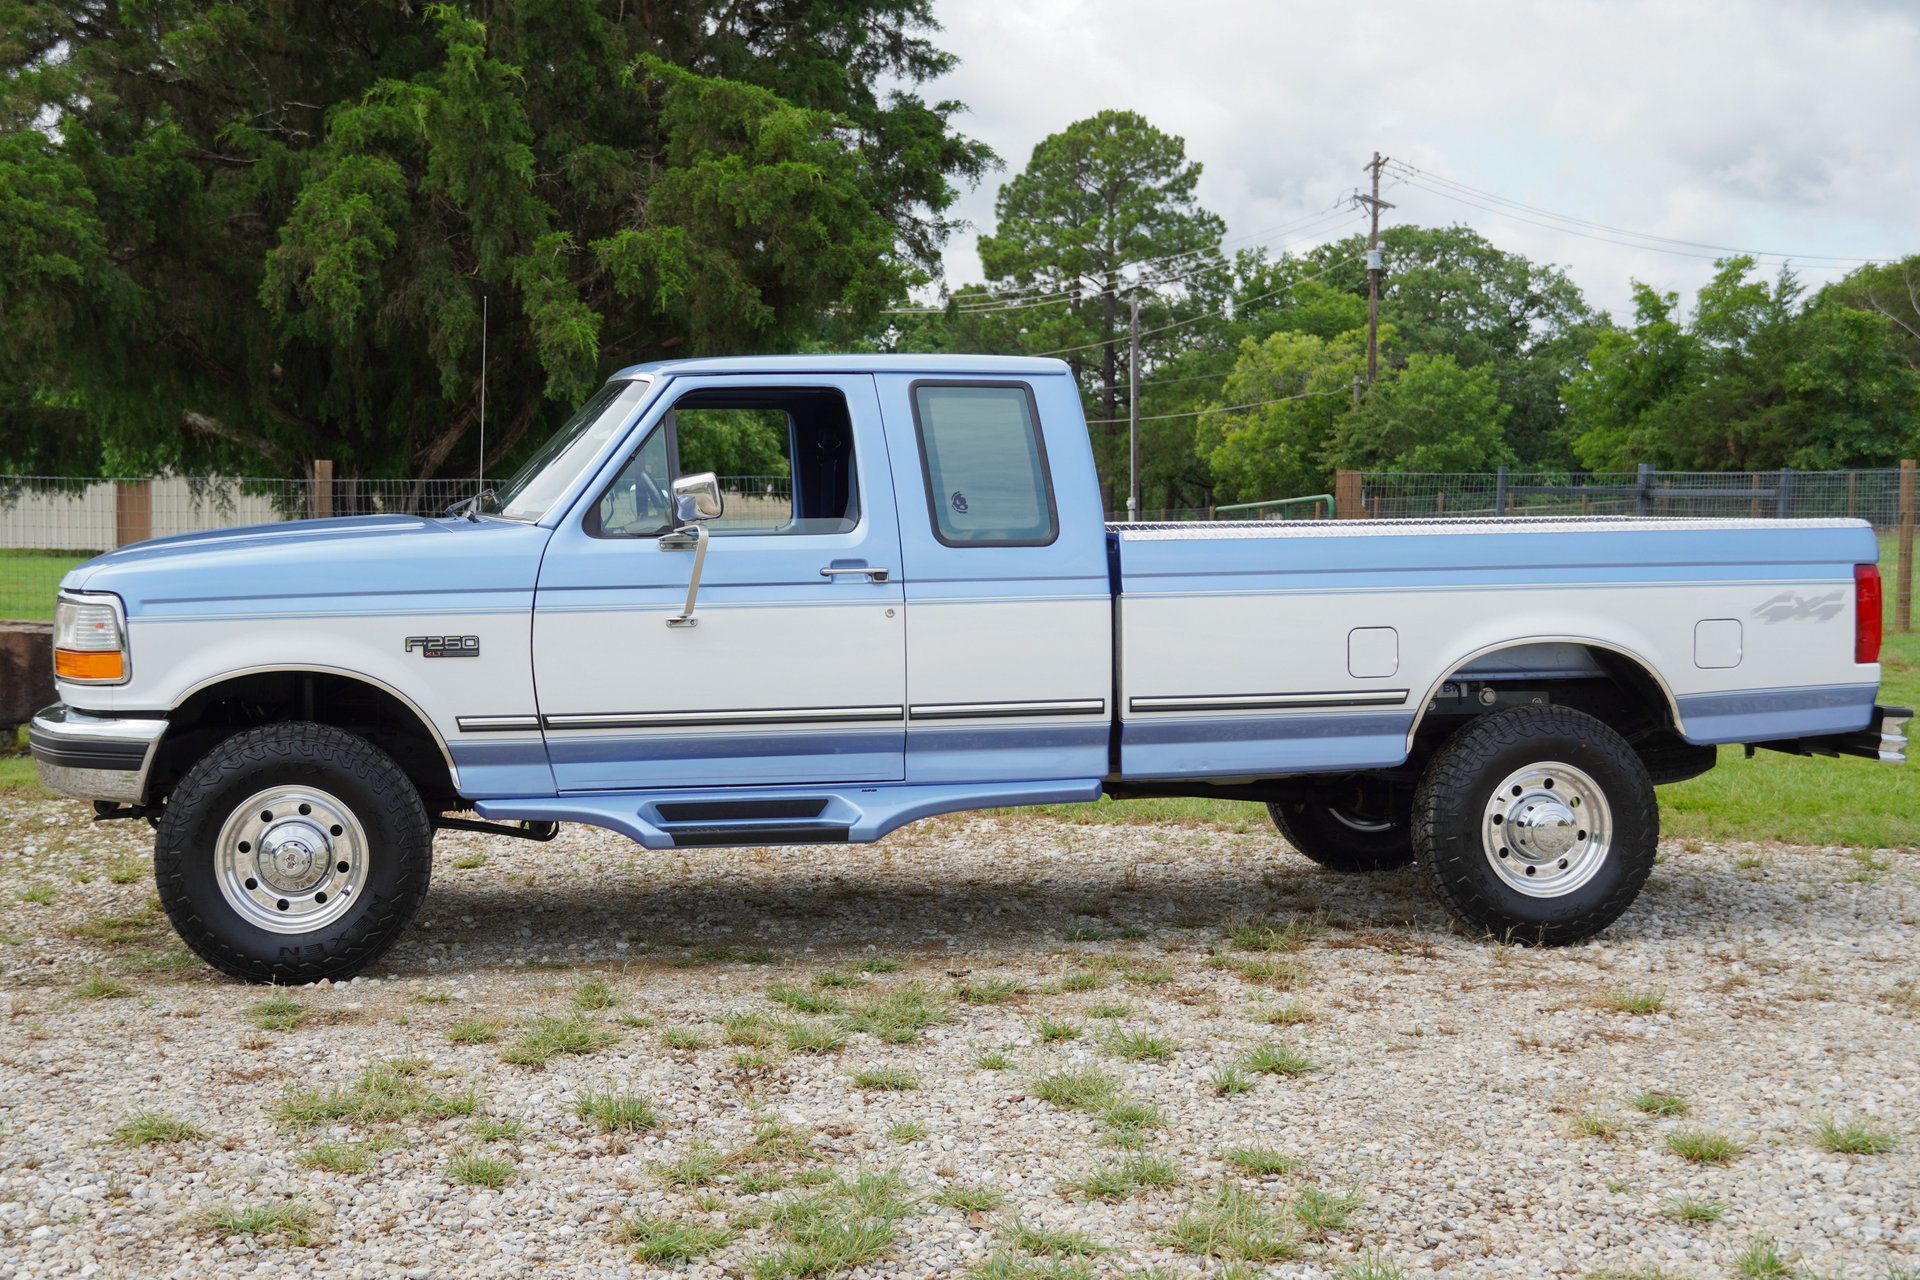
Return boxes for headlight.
[54,595,129,683]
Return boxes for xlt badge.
[405,635,480,658]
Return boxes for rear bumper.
[1749,704,1909,765]
[27,704,168,805]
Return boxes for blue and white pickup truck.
[32,355,1909,982]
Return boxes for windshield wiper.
[443,487,498,521]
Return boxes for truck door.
[532,375,907,790]
[874,373,1113,783]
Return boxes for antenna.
[474,295,488,519]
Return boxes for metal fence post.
[1775,467,1793,520]
[1636,463,1655,517]
[1898,458,1915,634]
[1493,465,1508,517]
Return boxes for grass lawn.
[0,549,88,620]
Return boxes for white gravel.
[1,796,1915,1279]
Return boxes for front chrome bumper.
[28,704,168,805]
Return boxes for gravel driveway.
[1,796,1915,1279]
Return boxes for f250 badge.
[405,635,481,658]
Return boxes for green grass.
[1291,1184,1360,1236]
[113,1109,203,1146]
[1069,1153,1179,1201]
[1030,1068,1118,1110]
[200,1199,317,1247]
[1633,1091,1689,1117]
[655,1144,728,1188]
[784,1019,849,1054]
[841,983,949,1044]
[887,1119,928,1143]
[1005,1222,1106,1256]
[73,974,131,1000]
[0,549,85,620]
[273,1058,475,1129]
[1034,1017,1081,1043]
[850,1067,919,1091]
[770,984,844,1015]
[1107,1030,1174,1062]
[448,1151,515,1187]
[1665,1128,1747,1165]
[1161,1184,1301,1262]
[1607,989,1667,1015]
[1222,1144,1299,1176]
[298,1138,393,1173]
[572,979,617,1011]
[573,1089,659,1133]
[1245,1041,1317,1077]
[1815,1116,1897,1155]
[661,1026,708,1050]
[932,1184,1005,1213]
[1576,1112,1626,1139]
[248,992,306,1031]
[615,1214,733,1265]
[450,851,487,870]
[955,974,1030,1004]
[1734,1236,1792,1279]
[1210,1066,1254,1096]
[975,1050,1015,1070]
[470,1114,523,1142]
[447,1018,498,1046]
[500,1014,619,1066]
[751,1168,914,1279]
[1663,1196,1725,1223]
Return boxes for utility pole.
[1356,152,1394,387]
[1127,293,1141,522]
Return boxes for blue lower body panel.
[473,778,1103,849]
[1120,711,1415,781]
[1676,683,1879,744]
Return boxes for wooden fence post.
[1335,470,1364,519]
[1897,458,1915,635]
[312,459,334,520]
[114,479,152,547]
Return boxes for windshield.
[490,377,653,521]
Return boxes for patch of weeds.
[413,992,453,1005]
[1086,1001,1131,1019]
[975,1050,1015,1071]
[1576,1112,1626,1139]
[450,851,487,870]
[1217,953,1304,988]
[734,1048,782,1070]
[447,1018,498,1046]
[813,969,866,989]
[1664,1196,1724,1223]
[1107,1030,1174,1063]
[737,1169,788,1194]
[67,908,166,948]
[855,955,902,974]
[957,976,1029,1004]
[933,1184,1004,1213]
[1161,1184,1301,1262]
[1034,1017,1081,1043]
[784,1019,849,1055]
[1607,989,1667,1015]
[1006,1221,1106,1256]
[73,975,131,1000]
[851,1067,918,1092]
[1334,1254,1408,1280]
[1258,1001,1317,1026]
[1210,1067,1254,1096]
[274,1058,475,1129]
[1665,1128,1746,1165]
[1070,1153,1179,1201]
[1291,1183,1360,1236]
[501,1014,619,1066]
[741,1117,817,1165]
[661,1026,708,1050]
[615,1214,733,1265]
[247,992,305,1032]
[617,1012,655,1028]
[1057,970,1104,993]
[572,979,617,1011]
[887,1120,928,1143]
[200,1200,317,1247]
[751,1167,914,1279]
[18,883,56,905]
[298,1139,392,1174]
[1030,1068,1117,1111]
[1122,962,1175,987]
[1098,1099,1163,1146]
[470,1114,523,1142]
[1223,916,1312,952]
[105,856,146,885]
[574,1089,660,1133]
[1245,1041,1316,1077]
[770,984,844,1015]
[1222,1145,1298,1176]
[1734,1237,1792,1279]
[655,1144,727,1188]
[1816,1116,1897,1155]
[841,983,949,1044]
[1633,1091,1689,1117]
[113,1109,203,1146]
[448,1150,515,1187]
[972,1253,1096,1279]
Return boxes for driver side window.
[592,421,672,538]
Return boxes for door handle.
[820,565,890,583]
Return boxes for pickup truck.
[32,355,1909,983]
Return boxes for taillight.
[1855,563,1882,665]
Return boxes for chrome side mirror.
[672,472,724,524]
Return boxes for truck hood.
[62,515,553,618]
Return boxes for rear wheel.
[154,722,433,983]
[1267,778,1415,873]
[1412,705,1657,944]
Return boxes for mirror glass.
[672,471,725,522]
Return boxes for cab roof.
[609,353,1072,381]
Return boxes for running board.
[471,779,1103,850]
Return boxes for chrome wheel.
[213,786,369,934]
[1480,760,1611,898]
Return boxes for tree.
[1328,353,1514,473]
[0,1,992,482]
[967,110,1227,511]
[1193,329,1368,504]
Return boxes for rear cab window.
[909,382,1058,547]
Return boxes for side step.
[471,778,1104,850]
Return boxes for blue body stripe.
[1120,711,1417,780]
[1675,683,1878,744]
[906,722,1110,783]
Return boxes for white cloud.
[922,0,1920,317]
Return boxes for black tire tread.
[1266,800,1416,873]
[1411,705,1657,945]
[154,722,432,983]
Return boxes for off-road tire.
[1412,705,1657,945]
[1267,787,1416,873]
[154,722,432,983]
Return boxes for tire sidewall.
[156,724,431,982]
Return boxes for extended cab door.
[874,372,1112,783]
[532,375,907,790]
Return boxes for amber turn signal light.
[55,649,125,681]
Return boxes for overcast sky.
[919,0,1919,319]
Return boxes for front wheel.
[154,722,433,983]
[1412,705,1657,944]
